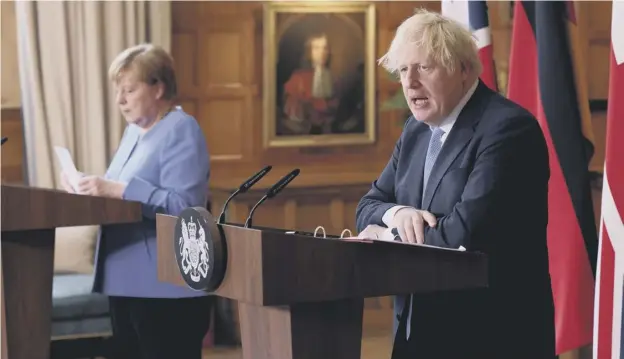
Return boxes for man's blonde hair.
[108,43,177,100]
[379,9,482,76]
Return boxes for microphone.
[218,165,272,224]
[244,168,300,228]
[1,137,7,145]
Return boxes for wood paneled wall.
[211,184,370,239]
[1,0,21,109]
[581,1,613,100]
[0,109,24,184]
[171,1,443,196]
[580,1,613,172]
[1,0,25,184]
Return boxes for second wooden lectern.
[1,184,142,359]
[156,207,488,359]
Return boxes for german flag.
[507,1,598,355]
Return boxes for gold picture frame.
[263,2,377,148]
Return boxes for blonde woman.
[61,44,213,359]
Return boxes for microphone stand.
[217,165,272,225]
[244,168,300,228]
[244,194,268,228]
[218,188,240,224]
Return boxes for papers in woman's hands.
[53,146,83,193]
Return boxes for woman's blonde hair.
[379,9,482,76]
[108,43,177,100]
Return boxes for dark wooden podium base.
[1,229,55,359]
[238,298,364,359]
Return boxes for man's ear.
[460,62,469,81]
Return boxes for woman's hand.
[77,175,127,199]
[59,171,77,193]
[60,170,86,193]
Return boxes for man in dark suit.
[356,9,556,359]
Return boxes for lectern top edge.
[1,184,143,232]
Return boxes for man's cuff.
[382,205,411,227]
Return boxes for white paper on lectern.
[53,146,82,192]
[353,228,467,252]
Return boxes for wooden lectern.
[156,208,488,359]
[0,184,142,359]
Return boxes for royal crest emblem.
[173,207,227,291]
[178,216,210,282]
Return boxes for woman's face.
[114,70,163,128]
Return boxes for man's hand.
[77,176,126,199]
[391,207,437,244]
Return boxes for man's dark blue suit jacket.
[356,81,556,359]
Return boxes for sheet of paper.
[351,228,467,252]
[377,240,467,252]
[53,146,82,192]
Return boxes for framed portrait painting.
[263,2,376,148]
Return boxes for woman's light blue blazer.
[92,108,210,298]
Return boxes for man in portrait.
[282,33,339,135]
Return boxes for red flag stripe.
[595,171,624,359]
[441,0,498,91]
[605,3,624,229]
[594,1,624,357]
[478,45,497,91]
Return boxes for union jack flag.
[441,0,498,91]
[594,1,624,358]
